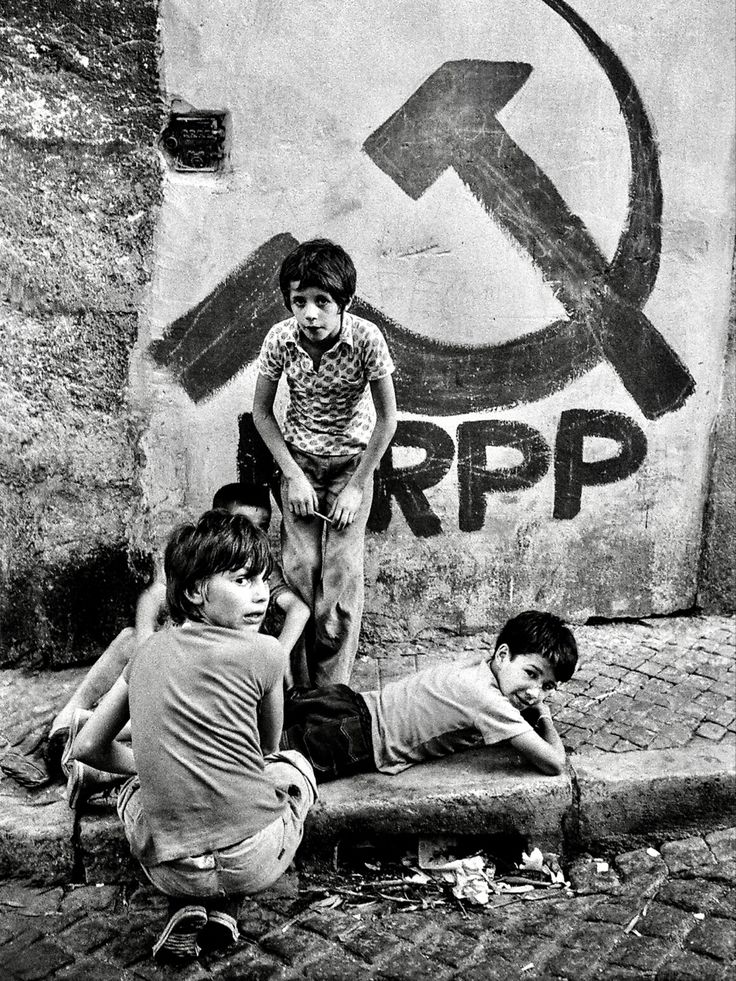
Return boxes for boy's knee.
[264,749,318,807]
[284,546,320,575]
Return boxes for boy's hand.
[510,702,565,775]
[330,483,363,530]
[286,472,318,517]
[520,702,552,729]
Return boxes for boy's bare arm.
[330,374,397,529]
[509,704,566,775]
[274,589,310,659]
[71,676,136,775]
[134,578,167,642]
[258,683,284,757]
[253,374,318,515]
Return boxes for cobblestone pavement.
[1,614,734,979]
[2,614,734,793]
[1,828,734,980]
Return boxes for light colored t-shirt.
[361,660,533,775]
[257,312,395,455]
[124,622,285,865]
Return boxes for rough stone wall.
[0,0,161,667]
[698,252,736,612]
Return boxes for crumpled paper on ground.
[437,855,496,906]
[417,839,569,905]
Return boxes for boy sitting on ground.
[280,610,577,781]
[49,481,309,788]
[70,510,317,961]
[212,482,310,686]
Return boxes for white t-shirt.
[125,622,285,865]
[361,660,533,775]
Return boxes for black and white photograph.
[1,1,734,977]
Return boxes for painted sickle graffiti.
[150,0,693,419]
[362,40,693,419]
[148,233,298,403]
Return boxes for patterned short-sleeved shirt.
[257,313,395,455]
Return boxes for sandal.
[45,727,69,781]
[152,904,207,960]
[200,909,240,950]
[0,747,51,788]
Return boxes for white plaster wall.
[133,0,736,629]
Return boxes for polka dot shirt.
[257,313,395,455]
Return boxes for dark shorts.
[280,685,375,783]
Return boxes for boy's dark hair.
[212,482,271,517]
[495,611,578,682]
[279,238,356,312]
[165,510,273,624]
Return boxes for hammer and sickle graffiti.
[150,0,693,421]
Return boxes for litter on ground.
[304,837,573,912]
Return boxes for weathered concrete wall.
[0,1,161,666]
[137,0,735,638]
[3,1,731,669]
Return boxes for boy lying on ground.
[280,610,578,781]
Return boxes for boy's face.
[228,503,270,532]
[492,646,558,711]
[190,568,270,633]
[289,282,344,348]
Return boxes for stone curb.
[572,740,736,845]
[0,796,75,883]
[1,740,733,885]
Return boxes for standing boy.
[281,611,578,781]
[253,239,397,687]
[71,510,317,961]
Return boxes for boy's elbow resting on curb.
[520,744,567,776]
[534,752,567,776]
[510,731,567,775]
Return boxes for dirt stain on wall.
[0,0,161,666]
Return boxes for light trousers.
[118,750,317,898]
[281,447,373,687]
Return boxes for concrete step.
[2,740,733,885]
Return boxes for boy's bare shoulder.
[233,630,282,654]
